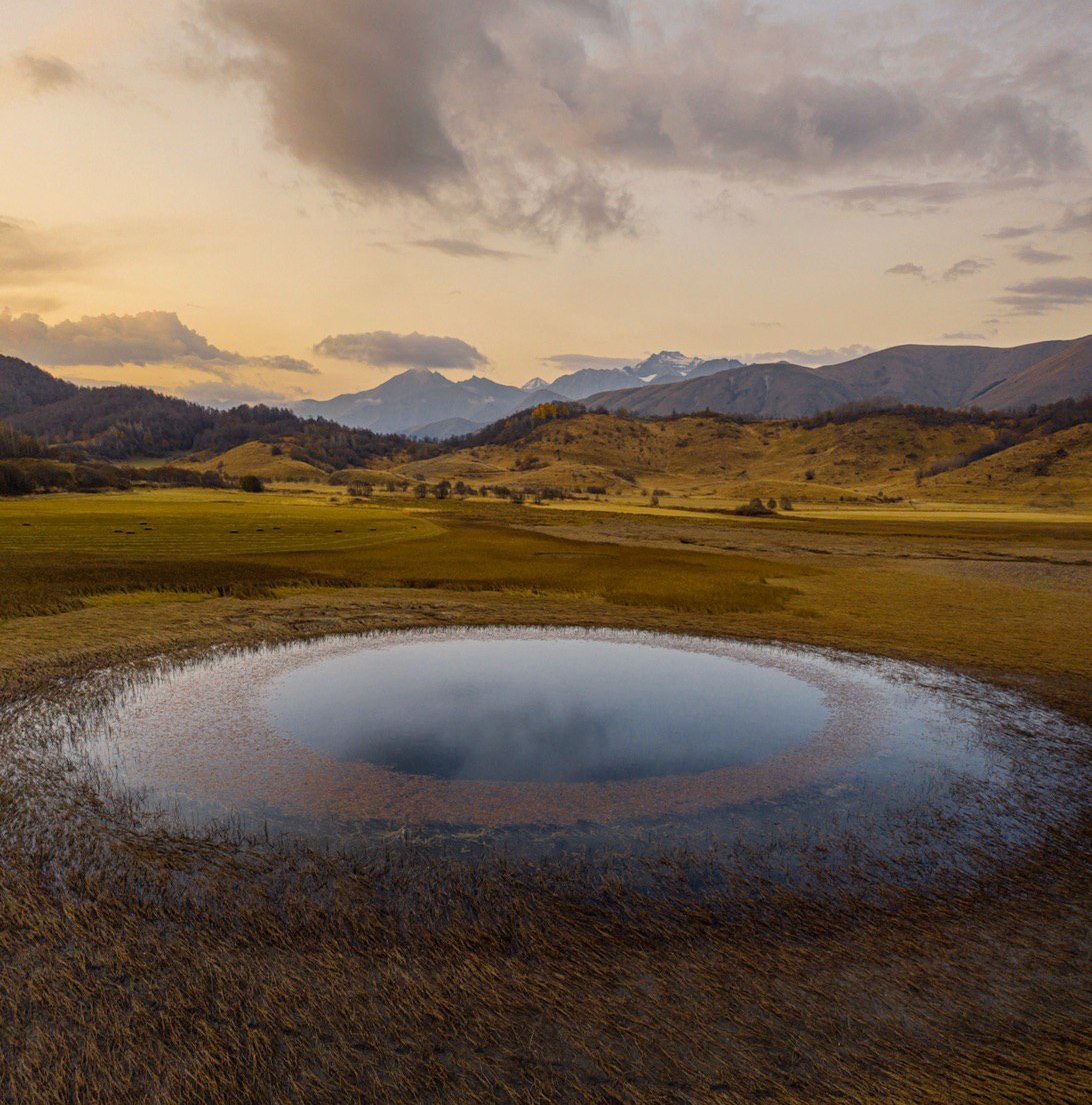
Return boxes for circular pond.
[266,636,827,782]
[82,627,1086,874]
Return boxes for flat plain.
[1,481,1090,1103]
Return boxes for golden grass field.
[1,480,1090,1103]
[390,411,1092,508]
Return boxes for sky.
[1,0,1090,405]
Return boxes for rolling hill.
[972,335,1092,410]
[398,401,1092,506]
[591,363,856,419]
[0,358,417,466]
[817,339,1073,407]
[589,337,1092,420]
[0,355,79,416]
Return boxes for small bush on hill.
[735,497,776,517]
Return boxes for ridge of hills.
[0,355,417,465]
[294,351,727,434]
[1,344,1090,507]
[293,337,1091,436]
[391,401,1092,507]
[589,337,1089,420]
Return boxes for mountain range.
[3,337,1090,456]
[587,337,1092,421]
[294,339,1091,436]
[295,352,742,436]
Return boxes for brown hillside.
[590,363,854,420]
[974,335,1092,410]
[391,410,1091,505]
[816,339,1072,407]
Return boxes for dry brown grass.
[1,489,1090,1103]
[388,410,1092,508]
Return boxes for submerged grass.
[0,487,1090,1102]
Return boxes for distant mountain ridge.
[589,337,1092,421]
[295,351,740,435]
[4,337,1090,453]
[295,338,1091,436]
[0,354,411,464]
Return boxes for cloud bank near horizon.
[313,330,489,371]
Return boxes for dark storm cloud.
[15,54,84,93]
[313,330,489,370]
[1013,244,1071,265]
[200,0,1088,238]
[996,276,1092,315]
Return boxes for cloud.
[14,54,84,93]
[885,262,927,279]
[942,258,991,281]
[313,330,488,370]
[1013,244,1071,264]
[885,257,992,282]
[985,224,1044,239]
[249,354,318,374]
[996,276,1092,315]
[171,380,299,409]
[744,345,874,368]
[941,331,989,341]
[0,310,316,392]
[820,177,1046,213]
[541,353,636,371]
[1055,198,1092,234]
[199,0,1088,239]
[0,310,243,367]
[0,218,90,285]
[411,238,522,260]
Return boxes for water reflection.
[79,625,1090,881]
[266,638,827,782]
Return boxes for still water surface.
[266,637,827,782]
[80,628,1086,876]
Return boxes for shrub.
[239,474,265,493]
[0,461,34,496]
[735,497,775,517]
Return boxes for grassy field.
[386,409,1092,508]
[1,484,1089,1102]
